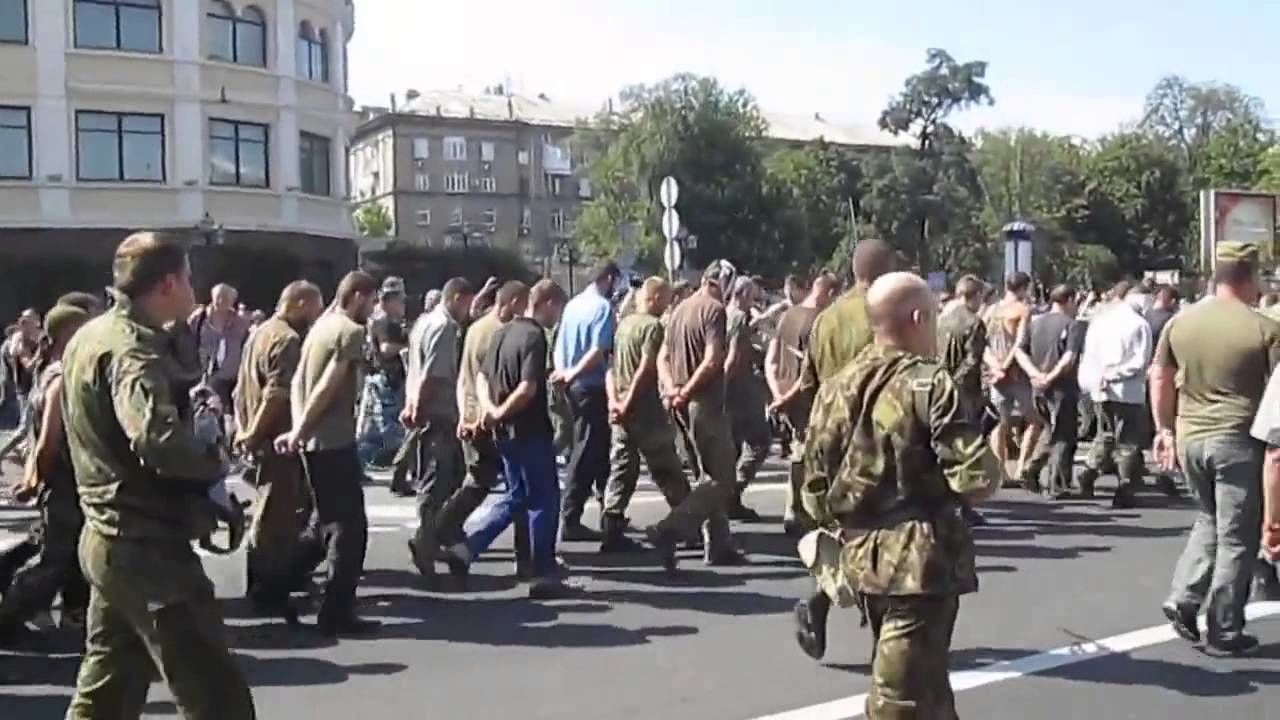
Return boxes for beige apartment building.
[349,88,896,275]
[0,0,358,316]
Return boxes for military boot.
[726,489,762,522]
[1077,468,1098,499]
[599,513,644,554]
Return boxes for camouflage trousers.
[780,402,815,531]
[1085,401,1146,484]
[67,530,255,720]
[728,379,771,492]
[245,452,314,609]
[670,398,736,554]
[865,594,960,720]
[603,413,691,519]
[357,373,405,468]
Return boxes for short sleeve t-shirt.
[407,306,460,422]
[774,305,819,394]
[459,312,503,425]
[233,317,301,440]
[484,317,552,440]
[612,313,665,420]
[293,312,366,451]
[1029,311,1086,397]
[367,314,408,384]
[1155,297,1280,441]
[665,292,727,404]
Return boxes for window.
[412,137,429,160]
[444,172,469,193]
[0,107,31,178]
[76,111,164,182]
[414,172,429,192]
[578,178,593,199]
[544,173,561,196]
[299,131,330,196]
[480,141,495,162]
[0,0,27,44]
[75,0,162,53]
[517,149,529,166]
[209,119,268,188]
[207,2,266,67]
[295,22,328,83]
[415,209,431,227]
[521,206,531,229]
[449,207,462,227]
[444,136,466,161]
[479,176,496,193]
[481,208,496,226]
[550,208,565,235]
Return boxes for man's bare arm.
[657,342,675,397]
[764,337,783,400]
[683,337,726,399]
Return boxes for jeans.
[1168,432,1262,644]
[561,383,611,525]
[298,446,369,624]
[466,434,560,579]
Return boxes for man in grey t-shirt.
[404,278,475,583]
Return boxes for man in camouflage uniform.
[234,281,323,620]
[937,275,992,524]
[63,231,255,719]
[792,238,894,661]
[804,272,998,718]
[602,277,692,553]
[724,276,770,521]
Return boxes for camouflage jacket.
[802,344,995,596]
[937,303,987,403]
[62,293,226,542]
[800,286,873,393]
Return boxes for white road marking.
[749,601,1280,720]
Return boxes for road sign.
[664,238,683,274]
[660,176,679,209]
[662,207,681,241]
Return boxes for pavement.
[1,458,1279,720]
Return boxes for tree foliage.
[353,203,393,238]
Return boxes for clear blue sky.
[349,0,1277,137]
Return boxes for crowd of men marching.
[1,229,1280,718]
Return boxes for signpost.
[660,176,682,279]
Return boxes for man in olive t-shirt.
[1152,241,1280,656]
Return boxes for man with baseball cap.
[357,276,409,470]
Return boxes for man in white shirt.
[1077,283,1152,508]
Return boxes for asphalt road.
[2,459,1279,720]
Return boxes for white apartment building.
[0,0,358,316]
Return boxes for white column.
[331,19,347,102]
[275,0,297,78]
[172,0,204,222]
[34,0,70,220]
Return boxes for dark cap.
[380,276,406,297]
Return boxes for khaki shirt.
[292,312,365,451]
[234,316,301,443]
[803,344,993,596]
[62,296,225,542]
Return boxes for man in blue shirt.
[553,262,622,541]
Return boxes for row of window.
[0,0,331,84]
[405,171,590,199]
[410,137,572,167]
[414,206,566,233]
[0,106,332,195]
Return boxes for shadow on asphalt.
[0,692,70,717]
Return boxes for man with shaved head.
[803,272,998,718]
[791,238,893,661]
[234,280,324,620]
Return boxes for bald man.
[803,272,998,719]
[234,280,324,620]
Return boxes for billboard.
[1201,190,1278,271]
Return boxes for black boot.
[599,514,644,554]
[726,493,761,522]
[644,526,679,573]
[1077,468,1098,499]
[793,592,831,660]
[560,520,602,542]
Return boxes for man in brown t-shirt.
[1152,241,1280,656]
[233,281,323,620]
[765,273,838,535]
[653,261,747,568]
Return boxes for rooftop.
[368,87,902,148]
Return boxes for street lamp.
[557,238,580,295]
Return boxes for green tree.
[763,142,862,270]
[575,74,780,271]
[1140,75,1270,188]
[353,203,393,238]
[1195,118,1273,190]
[878,49,994,153]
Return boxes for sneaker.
[1205,633,1260,657]
[1162,603,1199,643]
[559,522,602,542]
[793,593,831,660]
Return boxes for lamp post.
[557,238,580,295]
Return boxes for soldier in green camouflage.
[63,232,255,720]
[724,276,770,521]
[804,272,998,718]
[792,238,894,661]
[937,275,988,426]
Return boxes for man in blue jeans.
[553,262,621,541]
[443,280,575,599]
[1152,241,1280,656]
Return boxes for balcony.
[543,144,572,175]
